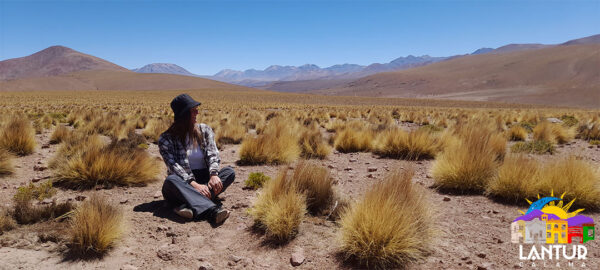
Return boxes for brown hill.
[0,69,256,91]
[0,46,129,80]
[313,44,600,108]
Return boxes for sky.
[0,0,599,75]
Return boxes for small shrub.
[12,182,73,224]
[14,181,57,202]
[0,148,14,176]
[560,115,578,127]
[339,169,434,268]
[333,128,374,153]
[577,123,600,141]
[506,125,527,141]
[590,140,600,145]
[299,128,331,159]
[519,122,535,133]
[249,169,306,243]
[511,140,555,154]
[0,116,37,156]
[244,172,270,190]
[69,195,124,255]
[0,210,16,234]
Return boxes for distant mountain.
[132,63,197,77]
[0,45,129,80]
[471,48,494,55]
[210,55,447,87]
[561,34,600,45]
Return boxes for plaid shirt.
[158,123,220,184]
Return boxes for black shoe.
[209,206,230,225]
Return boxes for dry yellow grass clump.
[49,125,71,144]
[506,125,528,141]
[533,121,574,144]
[216,119,246,145]
[52,138,161,189]
[485,154,540,203]
[142,117,171,143]
[432,126,500,193]
[0,148,14,176]
[373,128,442,160]
[333,124,374,153]
[291,160,335,214]
[69,195,124,255]
[299,127,331,159]
[239,117,301,165]
[0,210,16,234]
[12,181,74,224]
[249,169,306,243]
[0,116,36,156]
[535,156,600,210]
[339,169,434,269]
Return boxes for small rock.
[198,262,214,270]
[41,144,50,149]
[229,255,242,263]
[426,174,432,179]
[231,150,235,153]
[443,197,451,202]
[75,195,87,201]
[546,117,563,123]
[157,248,174,261]
[349,158,357,162]
[290,251,305,266]
[31,177,42,183]
[416,161,423,165]
[477,253,486,259]
[344,167,352,171]
[231,202,249,209]
[367,174,374,178]
[154,191,162,199]
[120,199,128,204]
[227,261,236,267]
[466,260,473,265]
[367,167,377,172]
[121,265,138,270]
[157,225,169,232]
[327,164,336,169]
[492,210,499,214]
[166,231,177,237]
[33,165,47,171]
[171,237,177,244]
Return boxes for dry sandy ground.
[1,127,599,270]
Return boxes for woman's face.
[190,107,198,125]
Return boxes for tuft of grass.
[0,210,16,234]
[299,127,331,159]
[239,117,301,165]
[52,138,161,189]
[216,120,246,145]
[49,125,71,144]
[533,121,573,144]
[560,115,578,127]
[535,156,600,210]
[373,128,443,160]
[590,140,600,145]
[511,140,555,155]
[0,148,14,176]
[69,195,124,256]
[339,169,434,269]
[142,118,171,143]
[506,125,527,141]
[485,155,540,203]
[432,126,499,193]
[249,169,306,243]
[0,116,37,156]
[12,181,73,224]
[14,181,57,202]
[244,172,270,190]
[291,160,334,214]
[577,123,600,141]
[333,127,374,153]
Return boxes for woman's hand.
[191,181,212,199]
[208,175,223,195]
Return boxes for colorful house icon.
[511,220,526,243]
[525,219,546,244]
[546,219,568,244]
[582,223,595,243]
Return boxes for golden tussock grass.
[142,117,171,143]
[333,124,374,153]
[506,125,528,141]
[535,156,600,210]
[69,195,124,255]
[239,117,301,165]
[291,160,334,214]
[533,121,574,144]
[12,181,74,224]
[49,125,71,144]
[0,148,14,176]
[432,126,500,193]
[299,127,331,159]
[0,209,16,234]
[48,131,105,169]
[52,138,161,189]
[249,169,306,243]
[0,116,37,156]
[339,169,434,269]
[485,154,540,203]
[216,119,246,145]
[577,123,600,141]
[373,128,443,160]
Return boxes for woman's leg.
[161,174,216,218]
[217,166,236,194]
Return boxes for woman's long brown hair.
[166,110,203,148]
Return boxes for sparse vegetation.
[486,155,541,203]
[339,169,434,269]
[244,172,271,190]
[69,195,125,255]
[49,125,71,144]
[0,210,16,234]
[12,181,73,224]
[299,127,331,159]
[239,117,301,165]
[0,148,14,176]
[290,160,334,214]
[0,116,37,156]
[511,140,555,154]
[506,125,528,141]
[373,128,442,160]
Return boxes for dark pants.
[161,166,235,218]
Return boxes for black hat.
[170,94,201,120]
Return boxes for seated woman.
[158,94,234,224]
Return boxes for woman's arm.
[158,134,195,183]
[200,124,221,176]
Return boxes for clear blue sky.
[1,0,599,75]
